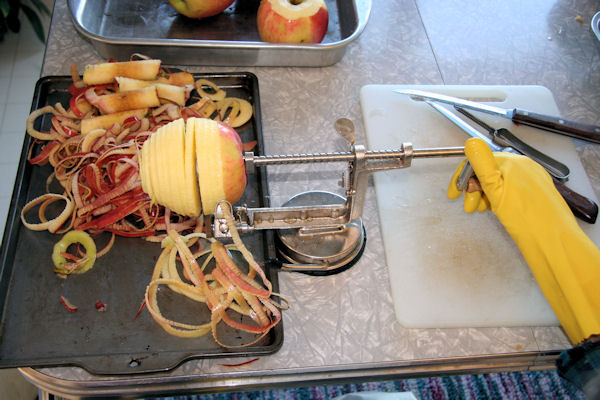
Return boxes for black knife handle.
[552,177,598,224]
[460,167,596,224]
[512,109,600,144]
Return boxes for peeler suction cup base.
[275,191,366,275]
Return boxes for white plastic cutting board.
[360,85,600,328]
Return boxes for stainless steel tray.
[67,0,371,67]
[0,73,282,375]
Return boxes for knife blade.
[396,88,600,144]
[426,100,509,190]
[427,101,598,224]
[426,102,513,153]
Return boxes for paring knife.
[427,101,598,224]
[395,89,600,144]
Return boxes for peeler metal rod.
[412,147,465,158]
[245,146,465,168]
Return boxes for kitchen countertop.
[22,0,600,397]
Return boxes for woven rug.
[146,369,585,400]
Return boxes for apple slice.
[155,72,195,86]
[139,135,155,203]
[142,118,200,216]
[167,118,200,216]
[83,59,161,85]
[195,118,247,215]
[156,120,182,213]
[183,118,201,216]
[116,72,195,89]
[115,77,149,91]
[150,129,166,206]
[116,78,187,106]
[257,0,329,44]
[155,83,187,106]
[80,109,148,135]
[87,86,161,114]
[116,74,193,89]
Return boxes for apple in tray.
[168,0,235,19]
[257,0,329,43]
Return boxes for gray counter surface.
[21,0,600,397]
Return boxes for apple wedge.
[86,86,161,114]
[116,74,194,89]
[115,77,149,91]
[83,59,161,85]
[155,72,195,86]
[116,77,187,106]
[155,83,187,106]
[80,109,148,135]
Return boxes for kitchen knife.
[396,89,600,144]
[454,106,570,181]
[427,101,598,224]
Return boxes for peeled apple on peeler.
[140,117,247,216]
[448,138,600,344]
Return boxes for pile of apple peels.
[169,0,329,44]
[23,56,254,243]
[20,56,285,345]
[145,220,288,346]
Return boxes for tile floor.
[0,7,49,243]
[0,2,53,398]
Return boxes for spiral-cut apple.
[140,118,247,216]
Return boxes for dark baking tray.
[0,73,282,375]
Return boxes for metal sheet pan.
[67,0,371,67]
[0,73,282,375]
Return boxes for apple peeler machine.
[210,118,465,275]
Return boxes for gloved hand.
[448,138,600,345]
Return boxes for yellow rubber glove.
[448,138,600,345]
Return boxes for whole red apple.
[168,0,235,19]
[256,0,329,44]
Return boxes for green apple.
[168,0,235,19]
[257,0,329,43]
